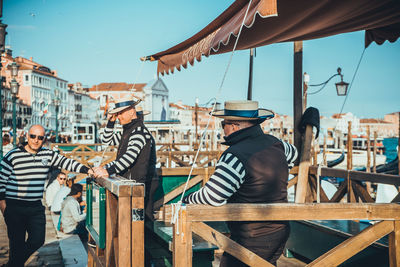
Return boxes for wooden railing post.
[172,206,192,267]
[295,124,313,203]
[389,221,400,267]
[131,185,145,267]
[119,191,132,266]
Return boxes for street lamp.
[54,89,61,143]
[0,19,8,159]
[10,78,19,147]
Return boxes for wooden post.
[106,190,118,266]
[312,134,318,166]
[280,121,284,139]
[389,221,400,266]
[118,195,132,266]
[373,131,377,173]
[293,41,303,165]
[347,121,353,170]
[131,185,145,267]
[366,126,372,194]
[323,136,327,166]
[172,206,192,267]
[295,124,313,203]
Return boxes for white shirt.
[45,180,61,207]
[51,186,71,212]
[61,196,86,233]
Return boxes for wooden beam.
[287,175,298,189]
[157,167,215,177]
[162,203,400,222]
[352,182,374,203]
[131,185,145,267]
[172,206,192,267]
[118,196,131,266]
[106,190,118,267]
[308,167,400,186]
[295,124,313,203]
[389,221,400,267]
[192,222,273,267]
[153,175,204,210]
[293,40,303,162]
[308,220,394,266]
[88,246,105,267]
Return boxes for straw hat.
[136,105,151,116]
[212,100,274,123]
[108,96,141,114]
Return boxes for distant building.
[1,51,68,131]
[360,116,398,137]
[89,78,170,122]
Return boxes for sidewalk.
[0,207,64,266]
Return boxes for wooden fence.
[159,203,400,267]
[86,176,145,267]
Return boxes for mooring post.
[172,206,192,267]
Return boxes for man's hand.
[93,167,109,178]
[0,200,6,216]
[109,114,117,122]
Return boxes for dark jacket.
[222,125,289,238]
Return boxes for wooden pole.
[347,121,353,170]
[131,185,145,267]
[119,196,132,266]
[366,126,372,194]
[373,131,377,173]
[389,220,400,267]
[293,41,303,165]
[295,124,313,203]
[172,206,192,267]
[323,136,327,166]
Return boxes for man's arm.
[280,140,298,168]
[50,152,89,174]
[182,153,246,206]
[100,119,122,146]
[103,130,151,176]
[0,156,13,210]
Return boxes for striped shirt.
[100,121,152,175]
[183,140,298,206]
[0,146,89,201]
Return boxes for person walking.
[0,124,93,267]
[183,100,298,266]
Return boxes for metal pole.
[55,105,59,143]
[247,48,254,100]
[12,95,16,147]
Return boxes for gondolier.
[183,100,298,266]
[0,124,92,267]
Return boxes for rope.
[172,0,255,230]
[130,59,146,91]
[178,0,254,202]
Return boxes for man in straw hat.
[93,96,155,187]
[183,100,298,266]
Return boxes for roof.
[145,0,400,75]
[360,118,390,124]
[89,82,147,92]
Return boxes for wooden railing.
[86,176,145,267]
[159,203,400,267]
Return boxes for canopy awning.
[144,0,400,75]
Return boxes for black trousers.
[4,200,46,267]
[219,225,290,267]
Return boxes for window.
[25,75,29,81]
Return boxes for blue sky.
[4,0,400,118]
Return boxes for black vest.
[222,125,289,237]
[117,119,155,185]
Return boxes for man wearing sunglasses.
[45,172,67,209]
[182,100,298,267]
[0,124,93,267]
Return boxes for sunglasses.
[221,121,239,128]
[29,134,45,141]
